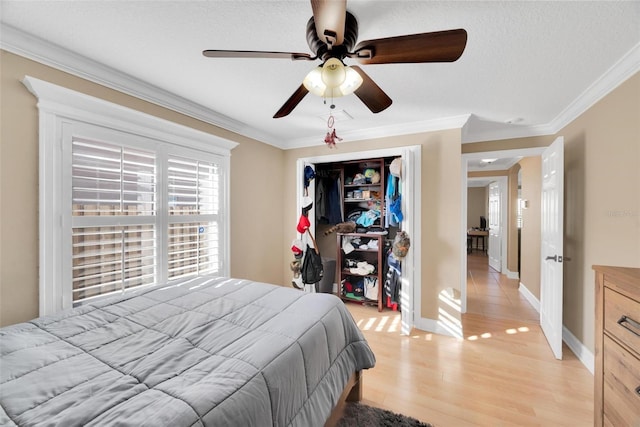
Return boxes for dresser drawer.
[603,335,640,427]
[604,287,640,355]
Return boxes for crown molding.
[0,24,285,148]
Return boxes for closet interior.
[314,156,404,312]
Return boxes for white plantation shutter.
[71,138,157,303]
[167,156,221,279]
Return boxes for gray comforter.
[0,276,375,426]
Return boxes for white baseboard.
[506,269,520,280]
[518,282,540,312]
[563,326,595,375]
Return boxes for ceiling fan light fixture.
[303,58,363,98]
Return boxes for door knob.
[546,255,557,262]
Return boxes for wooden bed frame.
[323,371,363,427]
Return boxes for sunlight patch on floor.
[410,333,434,340]
[466,325,532,341]
[357,313,402,333]
[387,314,401,332]
[438,288,463,339]
[374,316,389,332]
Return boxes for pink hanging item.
[323,115,342,148]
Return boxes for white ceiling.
[1,1,639,150]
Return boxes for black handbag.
[301,244,323,284]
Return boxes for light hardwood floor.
[346,252,593,426]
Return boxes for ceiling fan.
[202,0,467,118]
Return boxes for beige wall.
[0,51,286,326]
[283,130,463,322]
[462,135,552,154]
[467,187,487,229]
[561,72,640,352]
[468,170,509,178]
[518,157,542,297]
[1,53,39,326]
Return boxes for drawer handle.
[617,315,640,337]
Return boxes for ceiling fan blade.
[353,29,467,64]
[310,0,346,46]
[273,85,309,118]
[203,50,315,61]
[351,66,392,113]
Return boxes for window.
[24,76,237,315]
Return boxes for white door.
[540,137,564,360]
[487,182,501,271]
[399,149,416,336]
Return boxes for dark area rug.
[337,402,433,427]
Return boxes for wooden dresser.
[593,266,640,427]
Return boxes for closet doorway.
[297,146,420,335]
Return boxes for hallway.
[466,251,539,323]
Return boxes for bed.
[0,276,376,426]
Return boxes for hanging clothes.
[385,175,403,228]
[385,176,394,228]
[316,178,328,221]
[326,177,343,224]
[384,249,402,309]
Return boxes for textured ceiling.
[1,1,639,149]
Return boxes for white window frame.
[23,76,237,316]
